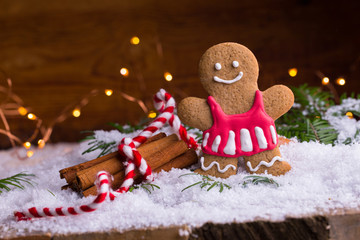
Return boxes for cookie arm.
[177,97,213,131]
[262,85,294,120]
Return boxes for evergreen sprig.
[242,175,279,188]
[0,172,36,194]
[179,173,231,193]
[81,122,144,157]
[128,183,160,194]
[276,84,339,144]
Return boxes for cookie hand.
[262,85,294,120]
[178,97,213,131]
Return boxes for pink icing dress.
[202,90,278,157]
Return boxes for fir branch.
[80,122,145,157]
[242,175,279,188]
[128,183,160,194]
[179,173,231,193]
[108,122,144,133]
[0,172,36,194]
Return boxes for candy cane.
[14,89,199,221]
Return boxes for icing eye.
[214,63,222,71]
[232,61,239,68]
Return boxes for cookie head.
[199,42,259,96]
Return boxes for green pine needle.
[128,183,160,194]
[242,175,279,188]
[179,173,231,192]
[80,122,145,157]
[0,172,36,194]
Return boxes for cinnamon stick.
[75,134,182,190]
[59,132,166,183]
[82,148,198,197]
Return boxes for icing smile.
[213,71,243,84]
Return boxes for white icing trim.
[223,130,236,155]
[270,125,277,145]
[211,135,221,153]
[200,157,236,173]
[232,61,239,68]
[255,127,268,149]
[203,132,210,147]
[240,129,253,152]
[215,63,222,70]
[213,71,243,84]
[247,156,284,172]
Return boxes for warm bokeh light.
[38,139,45,149]
[18,106,28,116]
[72,108,81,118]
[105,89,113,96]
[148,111,157,119]
[336,77,346,86]
[164,72,173,81]
[130,36,140,45]
[120,68,129,77]
[288,68,298,77]
[23,142,31,149]
[322,77,330,85]
[27,150,34,158]
[346,112,354,119]
[27,113,36,120]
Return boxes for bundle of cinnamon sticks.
[59,133,198,197]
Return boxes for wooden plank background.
[0,0,359,147]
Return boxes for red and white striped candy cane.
[14,89,199,221]
[15,171,114,221]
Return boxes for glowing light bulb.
[23,142,31,149]
[336,77,346,86]
[148,111,157,119]
[164,72,173,81]
[120,68,129,77]
[130,36,140,45]
[105,89,113,96]
[72,108,81,118]
[27,150,34,158]
[27,113,36,120]
[288,68,298,77]
[322,77,330,85]
[346,112,354,119]
[18,107,28,116]
[38,139,45,149]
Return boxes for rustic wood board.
[2,212,360,240]
[0,0,359,147]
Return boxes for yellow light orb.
[336,77,346,86]
[130,36,140,45]
[120,68,129,77]
[72,108,81,118]
[23,142,31,149]
[26,150,34,158]
[27,113,37,120]
[322,77,330,85]
[346,112,354,119]
[148,111,157,119]
[18,107,28,116]
[38,139,45,149]
[288,68,298,77]
[164,72,173,81]
[105,89,113,96]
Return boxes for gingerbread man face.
[199,42,259,99]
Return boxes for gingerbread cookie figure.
[178,42,294,178]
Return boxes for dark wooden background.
[0,0,359,147]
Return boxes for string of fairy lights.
[0,37,353,159]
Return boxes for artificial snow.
[1,130,360,237]
[325,98,360,143]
